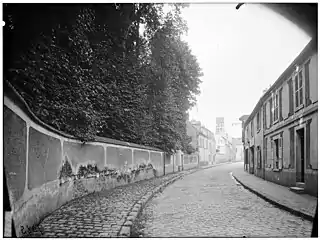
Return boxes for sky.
[180,3,311,136]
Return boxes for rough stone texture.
[136,162,313,238]
[232,167,317,219]
[25,171,183,238]
[4,106,27,202]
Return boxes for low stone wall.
[4,90,165,237]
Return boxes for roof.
[244,38,317,128]
[239,115,249,122]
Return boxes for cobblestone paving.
[27,172,183,238]
[137,163,313,238]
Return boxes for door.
[296,128,305,182]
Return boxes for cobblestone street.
[136,162,313,238]
[26,171,185,238]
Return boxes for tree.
[4,4,202,152]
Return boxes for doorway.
[296,128,305,183]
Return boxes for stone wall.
[4,93,166,237]
[4,88,200,236]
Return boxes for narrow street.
[135,162,312,238]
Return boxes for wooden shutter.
[269,98,273,126]
[288,79,293,116]
[306,120,311,169]
[271,140,274,169]
[304,60,311,106]
[279,88,283,121]
[263,104,266,129]
[279,137,283,169]
[289,128,295,168]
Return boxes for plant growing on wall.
[77,165,88,178]
[59,159,73,180]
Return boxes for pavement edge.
[232,173,314,222]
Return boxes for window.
[256,111,260,132]
[294,69,304,108]
[272,91,279,123]
[272,136,283,170]
[251,121,254,137]
[257,146,261,169]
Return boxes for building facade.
[232,138,243,162]
[242,39,318,196]
[188,120,216,166]
[239,115,249,170]
[215,117,236,163]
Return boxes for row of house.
[240,39,318,197]
[186,117,242,165]
[215,117,238,163]
[187,120,216,166]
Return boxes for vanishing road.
[134,162,312,238]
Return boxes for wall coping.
[4,80,163,152]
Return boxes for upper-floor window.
[251,121,254,137]
[256,111,260,132]
[294,69,304,109]
[272,91,279,123]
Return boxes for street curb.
[118,168,199,237]
[232,173,314,222]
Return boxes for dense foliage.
[4,4,202,153]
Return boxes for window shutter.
[271,140,274,168]
[288,79,293,116]
[304,60,311,106]
[279,137,283,169]
[289,128,294,168]
[279,88,283,121]
[269,98,273,126]
[263,104,266,129]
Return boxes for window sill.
[257,128,261,134]
[272,119,279,125]
[295,104,304,113]
[272,169,280,172]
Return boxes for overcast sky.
[181,3,311,136]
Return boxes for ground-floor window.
[257,146,261,169]
[272,135,283,170]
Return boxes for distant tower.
[216,117,225,134]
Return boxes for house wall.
[242,42,318,197]
[309,52,318,103]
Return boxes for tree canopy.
[4,3,202,153]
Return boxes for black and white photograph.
[2,2,318,238]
